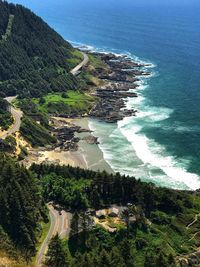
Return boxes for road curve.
[36,52,87,265]
[0,51,88,139]
[186,213,200,229]
[0,54,85,266]
[0,96,23,139]
[36,205,57,267]
[36,204,72,267]
[70,51,89,76]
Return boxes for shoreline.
[23,117,114,174]
[23,49,146,173]
[21,46,200,191]
[74,117,114,173]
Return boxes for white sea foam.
[118,118,200,190]
[70,40,200,190]
[118,90,200,190]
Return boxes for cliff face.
[0,0,79,98]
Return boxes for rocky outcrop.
[52,123,92,151]
[52,126,80,151]
[179,251,200,267]
[83,135,99,145]
[89,52,149,123]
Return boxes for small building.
[108,207,119,217]
[96,209,106,219]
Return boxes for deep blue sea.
[9,0,200,190]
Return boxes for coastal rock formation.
[51,117,98,151]
[53,126,79,151]
[89,52,149,123]
[83,135,99,145]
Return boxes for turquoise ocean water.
[9,0,200,190]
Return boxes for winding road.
[36,52,87,267]
[36,204,72,267]
[0,51,88,140]
[0,96,23,139]
[70,51,89,76]
[186,213,200,229]
[0,52,88,266]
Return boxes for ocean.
[9,0,200,190]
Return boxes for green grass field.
[33,91,96,115]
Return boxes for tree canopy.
[0,0,79,98]
[0,155,47,258]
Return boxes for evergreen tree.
[44,234,71,267]
[155,252,168,267]
[99,249,112,267]
[70,212,80,237]
[110,247,126,267]
[120,239,135,267]
[0,155,45,258]
[81,253,94,267]
[168,254,176,267]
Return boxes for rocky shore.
[88,52,151,123]
[47,52,151,151]
[23,51,151,165]
[50,117,94,151]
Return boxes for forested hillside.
[1,157,200,266]
[0,155,47,262]
[0,98,13,129]
[31,164,200,267]
[0,0,80,98]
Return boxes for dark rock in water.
[52,125,82,151]
[81,50,151,124]
[83,135,99,145]
[77,128,92,133]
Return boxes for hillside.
[0,0,81,98]
[0,98,13,130]
[2,157,200,267]
[0,155,47,266]
[31,164,200,267]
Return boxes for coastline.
[20,44,200,190]
[23,117,114,173]
[23,49,149,175]
[75,118,114,173]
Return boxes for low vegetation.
[78,54,108,88]
[0,136,16,153]
[0,98,13,130]
[29,91,95,116]
[20,116,56,147]
[88,54,108,69]
[67,49,83,68]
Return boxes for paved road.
[0,52,88,139]
[0,54,85,266]
[187,213,200,229]
[70,51,89,76]
[36,53,87,266]
[0,96,23,139]
[36,204,72,267]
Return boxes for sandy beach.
[24,117,114,173]
[74,118,114,173]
